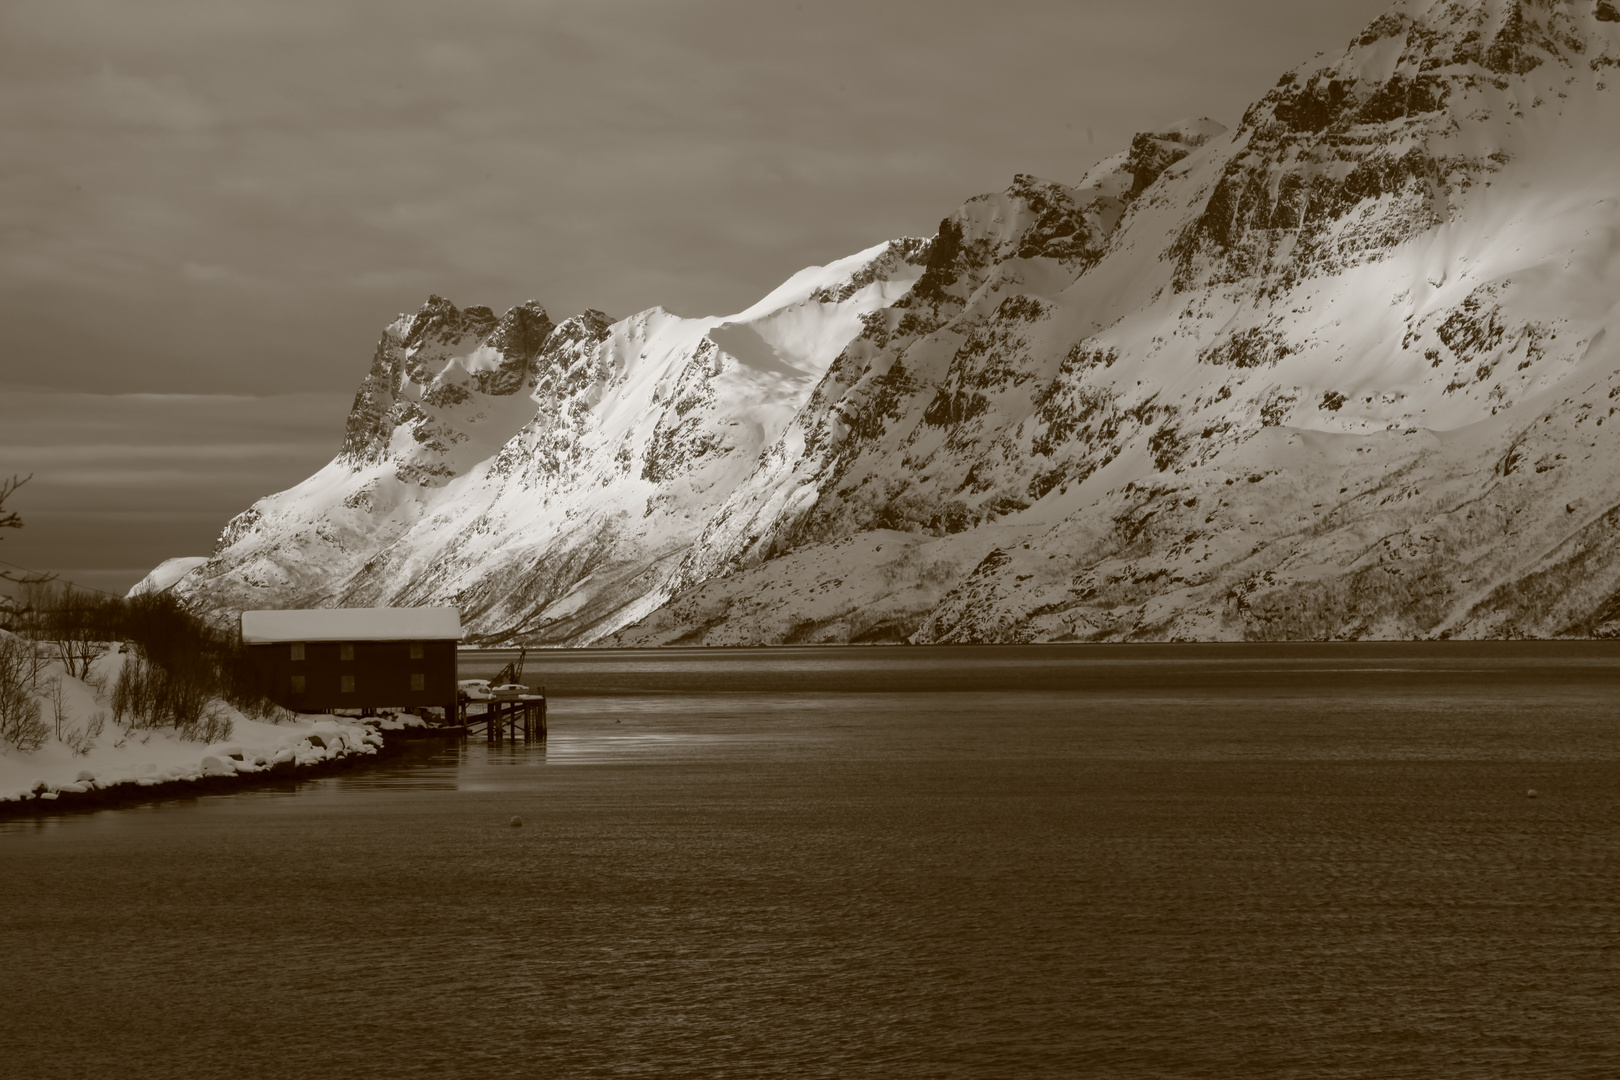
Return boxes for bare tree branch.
[0,474,56,614]
[0,473,29,533]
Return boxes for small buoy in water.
[1526,789,1538,798]
[509,816,523,828]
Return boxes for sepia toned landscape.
[5,3,1620,1078]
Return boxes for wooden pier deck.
[458,693,547,744]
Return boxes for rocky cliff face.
[155,0,1620,644]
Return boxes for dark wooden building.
[241,607,462,719]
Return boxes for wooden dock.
[458,693,547,744]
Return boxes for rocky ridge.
[155,0,1620,644]
[167,238,931,641]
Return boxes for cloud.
[180,261,260,286]
[0,388,350,592]
[346,267,436,293]
[0,0,1394,394]
[88,67,217,131]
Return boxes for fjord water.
[3,644,1619,1078]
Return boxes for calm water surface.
[3,644,1619,1078]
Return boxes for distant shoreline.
[457,639,1620,657]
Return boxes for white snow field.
[128,556,210,597]
[141,0,1620,644]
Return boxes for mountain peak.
[1125,118,1227,197]
[483,301,556,380]
[1167,0,1620,296]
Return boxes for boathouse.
[241,607,462,719]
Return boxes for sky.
[0,0,1393,595]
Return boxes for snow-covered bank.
[1,713,380,806]
[0,630,443,813]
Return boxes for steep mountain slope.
[168,240,929,641]
[613,0,1620,644]
[158,0,1620,644]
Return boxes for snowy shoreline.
[0,713,453,817]
[1,628,465,816]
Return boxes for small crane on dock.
[491,646,527,689]
[467,647,546,744]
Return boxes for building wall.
[248,639,458,712]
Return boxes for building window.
[340,675,355,694]
[290,675,306,694]
[409,643,424,660]
[411,673,425,692]
[340,643,354,661]
[290,642,304,661]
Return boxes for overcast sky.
[0,0,1391,594]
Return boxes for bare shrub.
[8,589,271,744]
[16,635,49,690]
[237,698,293,724]
[0,634,48,752]
[111,654,168,731]
[14,581,108,680]
[51,593,107,680]
[46,674,68,738]
[111,653,234,743]
[63,710,105,756]
[80,660,107,696]
[180,704,234,745]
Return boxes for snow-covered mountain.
[153,0,1620,644]
[160,239,929,642]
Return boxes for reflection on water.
[3,644,1619,1079]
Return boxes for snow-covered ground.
[0,634,422,807]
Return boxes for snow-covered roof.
[240,607,463,644]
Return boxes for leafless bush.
[112,654,183,730]
[63,711,105,757]
[80,661,107,696]
[7,589,265,744]
[46,674,68,738]
[180,704,234,745]
[99,592,264,740]
[237,698,294,724]
[111,654,234,743]
[0,634,48,752]
[18,581,110,680]
[13,634,49,690]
